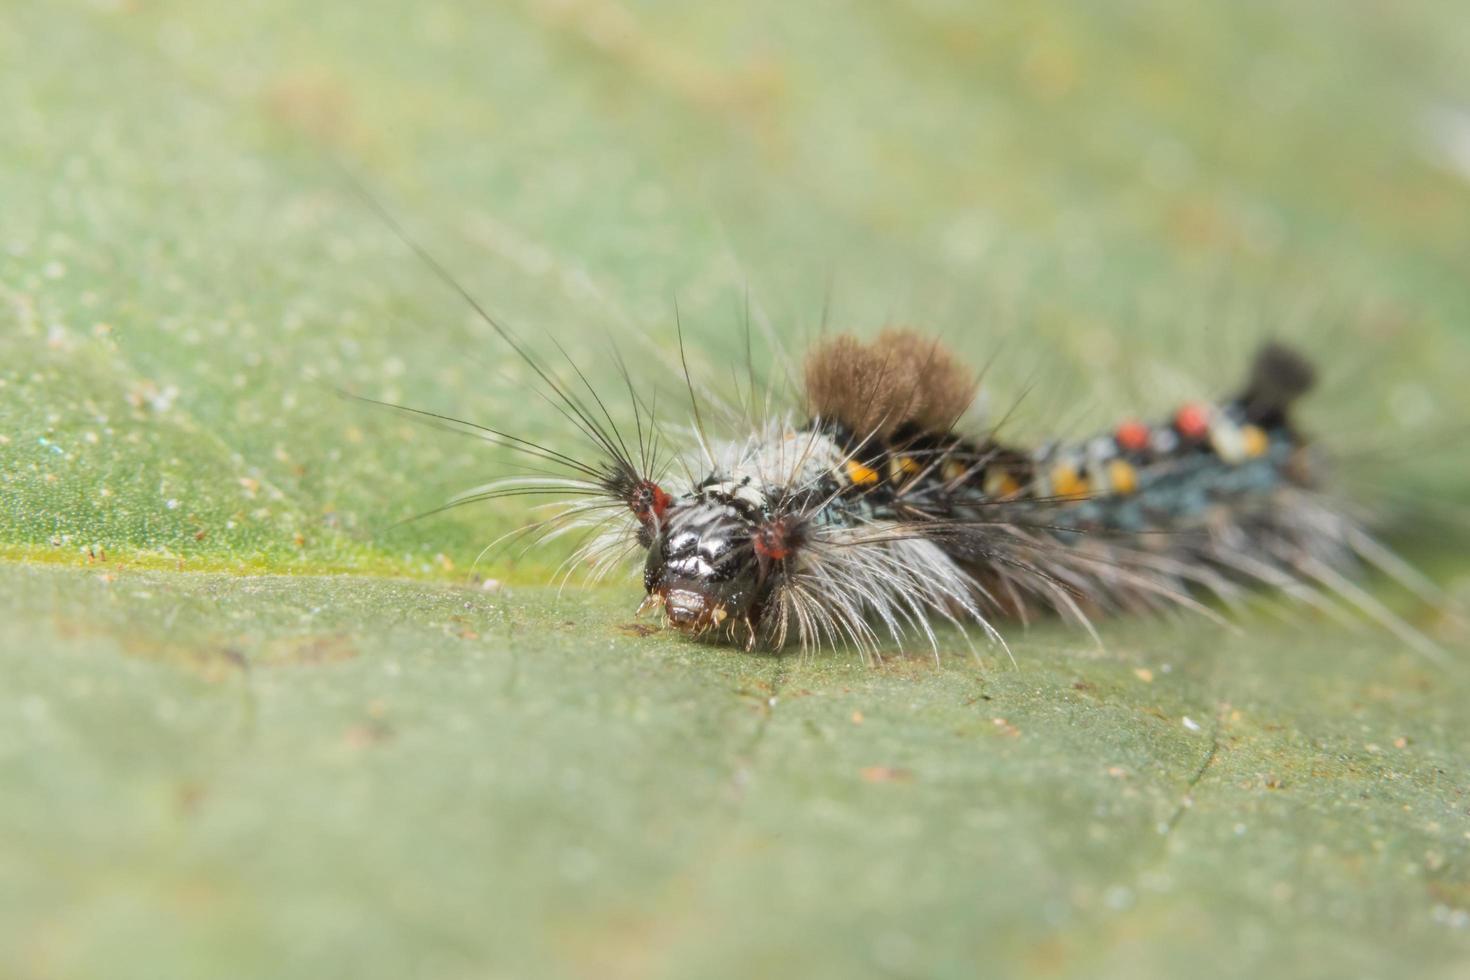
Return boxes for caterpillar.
[350,187,1444,662]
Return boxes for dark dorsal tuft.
[1240,342,1316,426]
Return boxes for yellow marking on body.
[984,469,1022,499]
[1241,425,1269,458]
[1106,459,1138,496]
[888,455,921,483]
[845,460,880,486]
[1050,462,1089,500]
[943,460,969,483]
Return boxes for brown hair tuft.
[803,329,978,439]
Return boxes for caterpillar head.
[637,491,798,639]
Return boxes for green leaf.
[3,1,1469,977]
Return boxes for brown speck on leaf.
[527,0,782,122]
[264,68,354,144]
[1394,736,1410,749]
[860,766,913,783]
[1107,766,1128,779]
[618,622,661,638]
[851,710,864,725]
[265,634,358,666]
[194,529,207,541]
[1133,667,1154,683]
[218,647,249,673]
[447,614,480,640]
[176,782,207,815]
[343,720,394,749]
[992,717,1021,738]
[734,680,776,704]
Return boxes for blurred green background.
[2,1,1469,977]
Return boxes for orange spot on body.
[1174,403,1211,441]
[845,460,880,486]
[887,455,921,483]
[1115,419,1151,453]
[984,469,1022,499]
[1050,462,1089,500]
[1241,425,1269,458]
[1106,459,1138,495]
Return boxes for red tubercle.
[1114,419,1151,454]
[650,483,671,517]
[753,519,792,561]
[1173,403,1211,441]
[630,480,672,525]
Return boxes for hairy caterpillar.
[350,187,1445,662]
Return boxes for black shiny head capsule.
[641,494,796,637]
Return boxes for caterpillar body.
[351,188,1440,661]
[416,324,1430,661]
